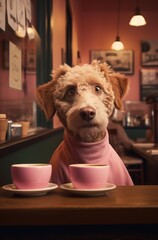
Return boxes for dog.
[37,61,133,186]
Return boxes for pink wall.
[52,0,66,69]
[71,0,158,102]
[70,0,83,66]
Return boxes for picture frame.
[140,69,158,85]
[90,49,134,75]
[141,40,158,67]
[140,85,158,101]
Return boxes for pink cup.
[11,164,52,189]
[69,164,109,189]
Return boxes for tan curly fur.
[36,61,128,143]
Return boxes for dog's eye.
[95,86,102,94]
[67,87,76,96]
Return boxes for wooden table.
[0,185,158,239]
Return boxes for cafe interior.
[0,0,158,239]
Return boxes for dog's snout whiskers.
[79,107,96,121]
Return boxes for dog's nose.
[79,107,96,121]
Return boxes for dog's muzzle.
[79,107,96,121]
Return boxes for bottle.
[126,112,131,126]
[144,114,149,126]
[6,120,13,140]
[0,114,8,141]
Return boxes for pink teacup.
[69,164,109,189]
[11,163,52,189]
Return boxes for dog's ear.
[36,64,70,119]
[36,81,56,120]
[95,61,129,110]
[108,73,128,110]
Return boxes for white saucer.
[2,183,58,197]
[60,183,116,196]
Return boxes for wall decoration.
[140,85,158,101]
[9,41,22,90]
[140,69,158,101]
[141,40,158,67]
[16,0,26,38]
[25,0,32,23]
[0,0,6,31]
[7,0,17,31]
[140,69,158,85]
[90,49,134,75]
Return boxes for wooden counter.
[133,145,158,161]
[1,185,158,226]
[0,127,63,157]
[132,144,158,184]
[0,185,158,239]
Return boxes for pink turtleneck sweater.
[49,130,134,186]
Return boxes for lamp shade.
[111,36,124,50]
[129,8,146,26]
[27,26,35,39]
[16,25,26,38]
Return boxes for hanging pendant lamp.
[129,1,146,27]
[111,36,124,51]
[111,0,124,51]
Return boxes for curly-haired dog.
[37,61,133,186]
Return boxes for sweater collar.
[62,130,110,164]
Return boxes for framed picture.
[141,40,158,67]
[140,85,158,101]
[140,69,158,85]
[90,49,134,75]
